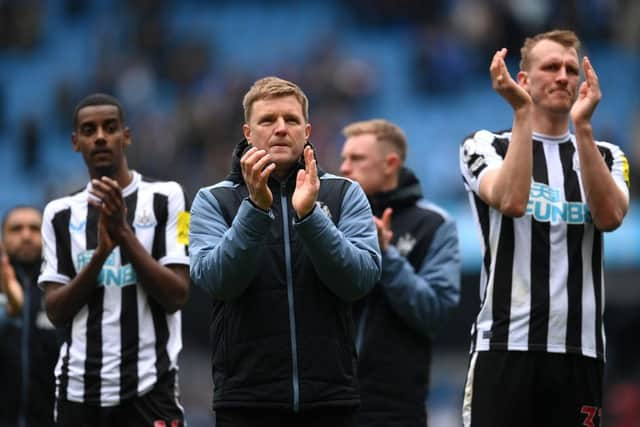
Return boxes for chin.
[93,164,117,177]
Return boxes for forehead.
[76,105,121,125]
[343,133,380,154]
[250,95,304,118]
[4,208,41,230]
[529,39,579,65]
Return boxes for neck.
[272,161,297,183]
[380,174,399,193]
[532,107,570,136]
[11,258,41,279]
[90,163,133,188]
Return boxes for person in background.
[1,206,59,427]
[340,119,461,427]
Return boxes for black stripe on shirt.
[51,208,76,278]
[120,190,139,400]
[472,194,492,352]
[50,209,74,402]
[592,231,604,358]
[150,297,170,377]
[152,194,169,260]
[119,191,138,265]
[150,193,171,376]
[559,142,584,352]
[120,285,139,399]
[84,204,103,402]
[490,216,514,350]
[529,141,550,349]
[58,325,73,402]
[597,145,614,171]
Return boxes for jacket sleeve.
[189,187,273,300]
[381,217,461,338]
[294,181,382,301]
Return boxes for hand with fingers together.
[570,56,601,125]
[0,243,24,316]
[292,146,320,219]
[490,48,532,111]
[89,176,130,246]
[241,146,276,211]
[373,208,393,251]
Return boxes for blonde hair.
[342,119,408,162]
[520,29,581,71]
[242,76,309,123]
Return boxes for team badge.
[396,233,417,257]
[315,201,332,220]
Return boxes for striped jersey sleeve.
[460,129,511,194]
[152,180,190,266]
[595,140,630,196]
[39,197,79,286]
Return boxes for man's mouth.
[91,149,111,157]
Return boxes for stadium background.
[1,0,638,425]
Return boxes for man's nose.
[556,66,568,82]
[274,117,287,134]
[340,161,350,175]
[95,126,107,142]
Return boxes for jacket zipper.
[281,182,300,412]
[355,301,369,356]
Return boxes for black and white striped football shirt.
[38,171,190,406]
[460,130,629,360]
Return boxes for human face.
[72,105,131,178]
[520,39,580,115]
[2,208,42,265]
[340,133,391,196]
[243,95,311,175]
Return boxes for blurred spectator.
[0,1,44,51]
[411,24,471,95]
[615,0,640,52]
[53,79,78,132]
[0,82,5,133]
[606,382,640,427]
[21,117,40,172]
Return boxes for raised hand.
[292,146,320,219]
[373,207,393,251]
[89,177,129,244]
[241,146,276,211]
[570,56,601,125]
[490,48,532,110]
[1,242,24,316]
[0,243,16,291]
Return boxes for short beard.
[9,252,41,273]
[93,163,117,179]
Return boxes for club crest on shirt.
[315,201,332,220]
[396,233,417,257]
[134,209,157,228]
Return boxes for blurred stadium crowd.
[1,1,639,425]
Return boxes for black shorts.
[214,407,357,427]
[55,370,184,427]
[462,351,603,427]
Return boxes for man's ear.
[385,152,401,174]
[517,70,528,88]
[123,127,132,147]
[242,124,251,142]
[71,133,79,152]
[304,123,311,141]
